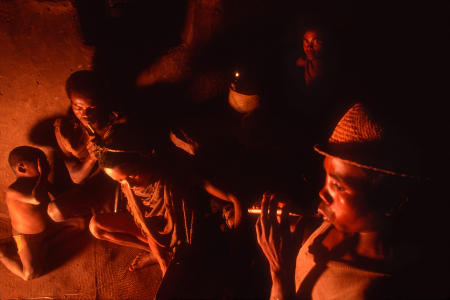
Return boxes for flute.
[86,122,96,136]
[247,208,301,217]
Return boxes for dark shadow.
[0,215,11,239]
[72,0,188,111]
[28,114,73,194]
[28,116,61,148]
[45,228,92,274]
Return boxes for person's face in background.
[303,30,323,61]
[70,92,100,128]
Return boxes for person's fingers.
[268,193,278,223]
[255,217,262,245]
[88,142,96,152]
[291,214,303,229]
[36,158,42,175]
[291,215,306,246]
[280,204,290,233]
[261,192,270,222]
[268,224,275,244]
[259,208,269,240]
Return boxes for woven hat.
[314,102,420,178]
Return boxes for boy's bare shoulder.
[8,178,34,196]
[6,186,28,205]
[6,178,41,206]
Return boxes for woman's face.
[303,30,324,61]
[70,93,99,127]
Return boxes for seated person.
[296,27,325,87]
[89,147,242,276]
[0,146,53,280]
[293,25,343,138]
[48,70,125,222]
[256,103,428,299]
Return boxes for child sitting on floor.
[0,146,52,280]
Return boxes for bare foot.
[128,252,157,271]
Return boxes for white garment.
[295,222,391,300]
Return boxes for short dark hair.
[65,70,103,101]
[99,151,143,171]
[98,149,160,175]
[8,146,48,171]
[363,168,416,215]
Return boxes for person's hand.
[256,192,303,273]
[86,138,100,161]
[36,157,50,179]
[255,192,303,299]
[202,180,243,229]
[36,157,42,178]
[31,158,48,202]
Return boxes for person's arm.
[146,236,171,277]
[255,193,304,300]
[60,155,97,185]
[169,130,198,156]
[54,125,97,184]
[6,189,39,205]
[202,180,242,229]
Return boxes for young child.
[0,146,51,280]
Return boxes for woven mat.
[0,230,161,300]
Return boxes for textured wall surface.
[0,0,93,210]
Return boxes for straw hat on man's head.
[314,102,421,178]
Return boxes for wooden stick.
[85,122,96,137]
[113,183,120,213]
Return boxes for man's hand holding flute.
[255,192,305,300]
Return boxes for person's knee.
[89,215,105,240]
[72,217,87,231]
[23,271,35,281]
[22,267,40,281]
[47,202,65,222]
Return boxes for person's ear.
[17,162,26,173]
[384,195,409,217]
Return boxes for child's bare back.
[6,177,49,235]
